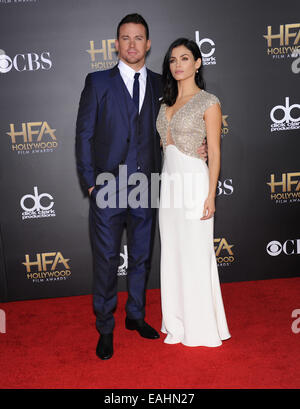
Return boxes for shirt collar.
[118,59,147,81]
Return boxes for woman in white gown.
[156,38,231,347]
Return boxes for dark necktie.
[133,72,140,112]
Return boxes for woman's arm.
[201,102,222,220]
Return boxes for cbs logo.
[0,51,52,73]
[216,179,234,196]
[270,97,300,124]
[266,239,300,256]
[20,187,54,212]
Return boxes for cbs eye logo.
[0,53,12,73]
[266,241,282,256]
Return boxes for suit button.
[120,160,124,164]
[127,138,130,143]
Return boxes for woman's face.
[169,45,201,82]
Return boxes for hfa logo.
[86,39,118,70]
[221,114,229,138]
[6,121,58,154]
[22,252,71,283]
[214,238,234,266]
[267,172,300,203]
[263,23,300,58]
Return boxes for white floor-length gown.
[156,90,231,347]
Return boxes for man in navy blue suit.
[76,14,162,360]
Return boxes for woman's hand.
[197,140,208,161]
[201,196,215,220]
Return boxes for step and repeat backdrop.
[0,0,299,301]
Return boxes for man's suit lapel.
[109,65,129,129]
[109,65,161,131]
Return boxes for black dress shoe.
[125,317,160,339]
[96,333,113,360]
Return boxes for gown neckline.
[164,90,202,123]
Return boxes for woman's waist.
[164,143,206,161]
[163,145,208,173]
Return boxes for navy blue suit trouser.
[89,182,155,334]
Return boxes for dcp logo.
[118,245,128,276]
[267,239,300,256]
[195,31,216,65]
[270,97,300,124]
[0,51,52,73]
[20,186,54,212]
[270,97,300,132]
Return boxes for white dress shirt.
[118,59,147,113]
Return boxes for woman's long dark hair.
[162,38,205,106]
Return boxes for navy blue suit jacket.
[76,65,162,190]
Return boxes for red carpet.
[0,277,299,389]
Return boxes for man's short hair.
[117,13,149,39]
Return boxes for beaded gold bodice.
[156,90,220,159]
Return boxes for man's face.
[115,23,151,68]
